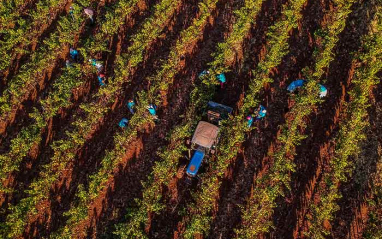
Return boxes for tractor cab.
[186,101,233,178]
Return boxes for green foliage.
[0,0,68,68]
[312,0,357,81]
[362,160,382,239]
[0,0,33,31]
[0,0,86,122]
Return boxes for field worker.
[147,104,157,116]
[119,118,129,128]
[89,59,103,72]
[97,74,106,86]
[127,100,135,114]
[319,84,328,98]
[255,105,267,121]
[246,115,254,127]
[147,104,158,120]
[69,6,74,20]
[288,79,328,98]
[70,48,79,62]
[66,60,71,68]
[84,8,94,23]
[287,79,306,93]
[217,73,226,88]
[198,70,210,78]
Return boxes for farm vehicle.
[185,101,233,178]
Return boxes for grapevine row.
[305,9,382,238]
[0,0,183,237]
[0,0,141,197]
[236,0,356,237]
[0,0,94,131]
[0,0,36,30]
[0,0,70,73]
[362,157,382,239]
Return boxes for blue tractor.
[185,101,233,178]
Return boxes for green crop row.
[0,64,85,195]
[235,1,356,238]
[0,0,70,72]
[53,0,220,237]
[306,8,382,238]
[205,0,264,77]
[0,0,93,128]
[0,0,34,30]
[0,0,182,238]
[89,0,143,55]
[363,158,382,239]
[0,0,141,197]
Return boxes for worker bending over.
[97,73,106,86]
[246,105,267,127]
[147,104,158,119]
[127,100,135,114]
[70,48,79,62]
[119,118,129,128]
[198,70,226,88]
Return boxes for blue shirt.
[127,101,135,109]
[148,108,156,115]
[98,76,105,86]
[257,105,267,118]
[287,79,306,92]
[148,105,156,115]
[247,116,254,127]
[119,118,128,128]
[198,70,209,78]
[70,49,78,59]
[217,73,226,83]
